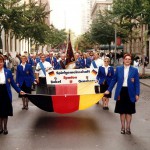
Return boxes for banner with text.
[46,69,98,85]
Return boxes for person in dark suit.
[16,55,34,110]
[57,53,67,69]
[105,53,140,135]
[96,57,114,110]
[0,54,25,135]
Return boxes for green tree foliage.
[75,31,95,52]
[0,0,67,51]
[90,11,114,51]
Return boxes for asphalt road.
[0,84,150,150]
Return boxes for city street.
[0,83,150,150]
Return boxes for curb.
[140,81,150,88]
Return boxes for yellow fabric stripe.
[79,94,104,110]
[77,81,96,95]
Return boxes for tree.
[74,32,95,52]
[90,11,115,51]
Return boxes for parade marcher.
[96,57,114,110]
[74,53,82,69]
[57,53,67,69]
[45,51,58,69]
[80,53,91,68]
[105,53,140,135]
[35,54,52,94]
[90,52,103,69]
[0,54,25,135]
[16,55,34,110]
[90,52,104,104]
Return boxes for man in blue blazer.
[105,54,140,135]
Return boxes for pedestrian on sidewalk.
[105,53,140,135]
[0,54,25,135]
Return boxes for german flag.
[27,82,103,114]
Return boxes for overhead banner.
[46,69,98,85]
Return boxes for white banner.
[46,69,98,85]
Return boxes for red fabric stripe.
[55,84,77,95]
[52,95,79,114]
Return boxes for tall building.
[81,0,93,34]
[91,0,112,20]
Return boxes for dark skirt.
[19,81,31,98]
[0,84,13,117]
[100,82,111,98]
[115,87,136,114]
[36,77,48,94]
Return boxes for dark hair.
[0,54,4,62]
[123,53,132,59]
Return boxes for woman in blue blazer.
[16,55,34,110]
[0,55,24,134]
[96,57,114,110]
[105,54,140,135]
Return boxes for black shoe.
[25,106,28,110]
[0,129,3,134]
[3,130,8,135]
[103,107,106,110]
[126,129,131,135]
[105,107,109,110]
[22,106,26,110]
[121,129,125,134]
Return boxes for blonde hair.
[20,55,27,59]
[104,57,110,62]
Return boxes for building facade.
[0,0,50,57]
[91,0,112,21]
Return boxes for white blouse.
[123,65,130,87]
[0,68,6,84]
[102,65,110,76]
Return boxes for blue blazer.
[80,58,91,68]
[96,66,114,85]
[3,68,21,102]
[108,66,140,102]
[27,57,34,66]
[16,64,34,87]
[45,57,58,69]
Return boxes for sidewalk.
[139,66,150,87]
[140,79,150,87]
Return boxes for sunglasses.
[104,61,109,62]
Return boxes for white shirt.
[133,60,139,72]
[90,58,104,69]
[21,63,26,71]
[35,61,52,77]
[123,65,130,87]
[0,68,6,84]
[102,65,110,76]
